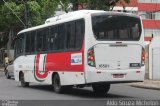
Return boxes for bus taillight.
[88,47,95,67]
[141,48,145,66]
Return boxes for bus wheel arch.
[19,71,29,87]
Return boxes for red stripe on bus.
[45,44,84,72]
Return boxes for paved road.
[0,71,160,101]
[1,72,160,106]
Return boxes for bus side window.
[66,21,76,49]
[75,19,84,49]
[50,26,58,51]
[37,30,42,52]
[46,28,50,51]
[30,31,36,53]
[19,38,24,54]
[66,23,71,49]
[25,31,36,54]
[66,19,84,50]
[42,28,49,51]
[25,32,31,53]
[15,34,25,58]
[58,24,65,50]
[36,29,48,52]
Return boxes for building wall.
[138,0,160,41]
[116,0,138,7]
[114,0,138,13]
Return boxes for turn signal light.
[141,48,145,66]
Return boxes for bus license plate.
[112,74,125,78]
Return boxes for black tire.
[52,74,64,93]
[20,72,29,87]
[92,83,110,95]
[5,70,11,79]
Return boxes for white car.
[4,62,14,79]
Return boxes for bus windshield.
[92,13,142,41]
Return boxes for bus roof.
[17,10,139,35]
[44,10,105,24]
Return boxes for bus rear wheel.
[20,72,29,87]
[52,74,64,93]
[92,83,110,95]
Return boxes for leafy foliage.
[55,0,130,12]
[86,0,130,11]
[0,0,58,48]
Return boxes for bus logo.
[34,54,48,82]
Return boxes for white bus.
[14,10,145,94]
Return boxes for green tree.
[86,0,130,11]
[39,0,58,20]
[56,0,130,12]
[0,0,57,48]
[54,0,71,13]
[27,1,42,27]
[0,1,24,48]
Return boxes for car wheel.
[5,70,11,79]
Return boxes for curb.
[129,80,160,90]
[130,84,160,90]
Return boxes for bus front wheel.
[92,83,110,95]
[20,72,29,87]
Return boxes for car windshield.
[92,13,142,41]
